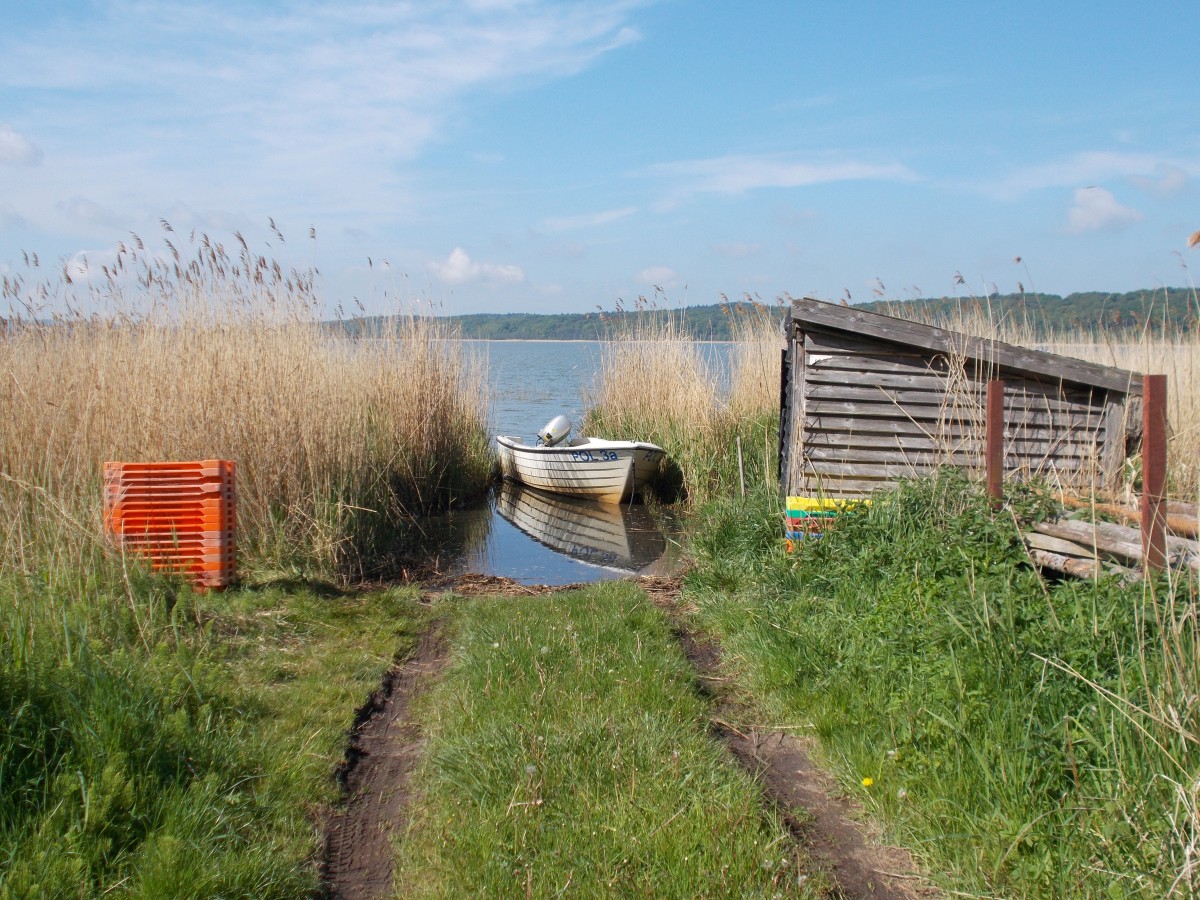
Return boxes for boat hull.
[495,435,666,504]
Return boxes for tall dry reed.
[882,294,1200,499]
[584,300,782,501]
[1,227,491,579]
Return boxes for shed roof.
[786,296,1143,395]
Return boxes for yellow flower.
[861,777,874,787]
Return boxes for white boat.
[495,415,666,504]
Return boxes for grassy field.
[0,561,428,897]
[684,476,1199,896]
[393,582,827,897]
[583,297,1200,895]
[5,250,1199,897]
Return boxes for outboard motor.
[538,415,573,447]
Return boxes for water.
[475,340,604,440]
[471,339,736,439]
[412,340,723,585]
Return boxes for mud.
[321,621,449,900]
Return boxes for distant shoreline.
[332,290,1199,341]
[454,337,739,344]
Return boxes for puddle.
[411,481,685,586]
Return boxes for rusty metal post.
[986,379,1004,505]
[1141,374,1168,572]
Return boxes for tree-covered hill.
[332,288,1197,340]
[338,303,770,341]
[857,287,1198,335]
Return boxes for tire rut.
[321,620,449,900]
[320,577,932,898]
[640,576,934,900]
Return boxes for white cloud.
[0,125,42,165]
[0,2,644,224]
[1128,163,1188,199]
[428,247,525,285]
[985,151,1200,199]
[543,207,636,231]
[650,153,915,198]
[56,247,124,285]
[0,203,26,230]
[637,265,676,285]
[57,197,120,227]
[1066,187,1142,234]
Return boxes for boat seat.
[567,437,589,447]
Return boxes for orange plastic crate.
[104,462,234,487]
[107,515,236,532]
[103,459,237,589]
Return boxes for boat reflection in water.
[495,481,671,575]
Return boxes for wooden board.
[806,399,1103,429]
[804,382,1105,416]
[790,298,1144,394]
[802,445,1099,468]
[803,431,1103,457]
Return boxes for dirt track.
[322,622,449,899]
[321,575,932,899]
[646,576,928,899]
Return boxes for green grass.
[0,560,427,898]
[393,582,826,897]
[684,473,1200,897]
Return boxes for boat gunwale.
[495,434,666,456]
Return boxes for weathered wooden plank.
[804,460,964,479]
[804,457,1094,480]
[1099,396,1127,490]
[807,399,1103,429]
[789,298,1144,394]
[804,431,961,451]
[803,429,1103,454]
[795,475,897,496]
[805,330,933,359]
[803,448,972,469]
[807,368,1109,422]
[1025,531,1100,559]
[806,353,951,378]
[805,433,1104,455]
[803,415,1105,442]
[805,368,952,391]
[1027,547,1111,580]
[1034,519,1200,572]
[802,445,1099,468]
[804,383,1106,416]
[1169,500,1199,518]
[786,336,808,496]
[1057,494,1199,539]
[778,346,791,487]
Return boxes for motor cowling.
[538,415,572,447]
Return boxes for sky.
[2,0,1199,317]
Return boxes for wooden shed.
[779,297,1144,498]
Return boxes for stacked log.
[1025,498,1199,580]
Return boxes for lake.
[412,340,732,585]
